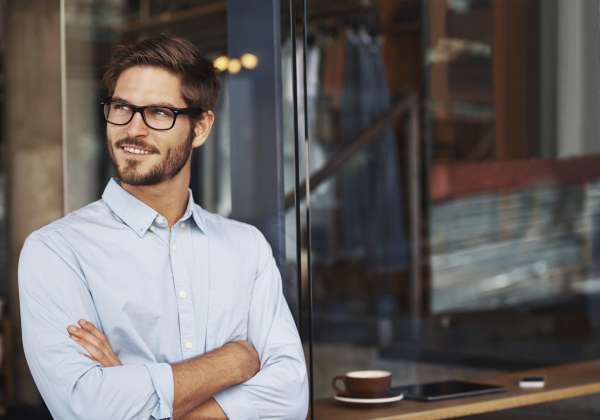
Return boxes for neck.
[120,163,191,230]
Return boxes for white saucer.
[334,392,404,405]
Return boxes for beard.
[107,129,194,186]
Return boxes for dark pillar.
[227,1,287,277]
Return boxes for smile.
[120,145,154,155]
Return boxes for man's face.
[106,65,197,186]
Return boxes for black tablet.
[394,380,506,401]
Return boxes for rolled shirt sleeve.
[214,228,309,420]
[18,234,174,420]
[144,363,175,418]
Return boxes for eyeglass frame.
[100,97,204,131]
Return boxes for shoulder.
[194,206,273,259]
[196,206,264,242]
[196,208,278,285]
[21,199,111,257]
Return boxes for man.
[18,35,308,420]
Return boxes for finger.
[68,327,110,360]
[70,336,111,366]
[67,324,121,367]
[78,320,119,362]
[68,325,105,350]
[79,338,120,367]
[68,327,121,367]
[78,320,110,345]
[76,338,118,367]
[106,352,122,366]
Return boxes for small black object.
[393,380,506,401]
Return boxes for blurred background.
[4,0,600,418]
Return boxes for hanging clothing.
[337,30,409,272]
[281,38,337,263]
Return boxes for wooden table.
[314,360,600,419]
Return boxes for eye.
[147,107,174,119]
[111,102,131,112]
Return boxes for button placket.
[171,223,195,355]
[170,229,177,255]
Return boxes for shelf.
[315,359,600,419]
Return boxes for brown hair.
[102,34,220,111]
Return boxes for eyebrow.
[111,96,180,109]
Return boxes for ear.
[191,111,215,149]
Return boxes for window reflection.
[427,0,600,314]
[306,2,600,413]
[301,0,419,398]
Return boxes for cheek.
[172,126,190,143]
[172,119,192,139]
[106,126,120,144]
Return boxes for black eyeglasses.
[100,98,203,131]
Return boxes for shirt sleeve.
[213,228,309,420]
[18,234,174,420]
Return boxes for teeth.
[122,146,151,155]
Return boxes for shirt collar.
[186,188,207,233]
[102,178,206,237]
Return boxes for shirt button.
[179,290,188,299]
[172,244,177,252]
[185,341,193,349]
[181,223,186,229]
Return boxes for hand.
[225,341,260,383]
[67,319,122,367]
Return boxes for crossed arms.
[68,319,258,419]
[18,233,308,420]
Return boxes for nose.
[126,111,149,138]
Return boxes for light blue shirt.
[18,178,308,420]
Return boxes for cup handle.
[332,375,347,396]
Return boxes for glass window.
[426,0,600,334]
[307,0,600,417]
[304,0,422,400]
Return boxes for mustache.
[114,137,159,154]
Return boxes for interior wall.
[556,0,600,158]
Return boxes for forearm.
[172,341,258,419]
[213,349,308,420]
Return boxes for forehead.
[113,65,185,107]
